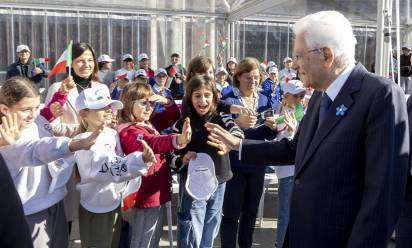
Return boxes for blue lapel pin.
[336,104,348,116]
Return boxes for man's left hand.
[205,122,241,154]
[33,67,43,75]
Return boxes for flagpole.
[68,40,73,77]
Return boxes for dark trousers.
[396,175,412,248]
[118,220,131,248]
[220,167,265,248]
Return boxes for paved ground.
[69,186,396,248]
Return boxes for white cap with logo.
[135,69,148,78]
[283,80,306,95]
[16,45,30,53]
[154,68,167,77]
[98,54,115,63]
[268,66,278,74]
[185,153,218,201]
[268,61,277,68]
[122,53,134,61]
[227,57,238,64]
[75,85,123,112]
[138,53,149,62]
[283,57,293,63]
[215,67,228,75]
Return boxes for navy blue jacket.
[396,96,412,247]
[241,63,409,247]
[6,60,47,85]
[222,88,277,170]
[261,78,282,110]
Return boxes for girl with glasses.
[117,82,192,248]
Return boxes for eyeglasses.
[293,48,321,61]
[135,100,156,108]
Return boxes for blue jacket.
[261,78,282,110]
[6,60,48,85]
[110,87,122,100]
[151,84,173,114]
[222,88,277,170]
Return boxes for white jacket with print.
[74,127,149,213]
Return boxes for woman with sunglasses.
[273,79,306,248]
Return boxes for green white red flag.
[47,41,73,79]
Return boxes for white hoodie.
[73,127,149,213]
[0,116,73,215]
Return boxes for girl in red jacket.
[117,82,191,248]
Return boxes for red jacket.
[145,68,155,78]
[117,103,181,208]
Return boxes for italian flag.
[48,41,73,79]
[33,57,51,65]
[202,40,210,49]
[116,72,128,80]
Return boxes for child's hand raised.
[50,102,64,119]
[284,110,297,133]
[0,113,22,147]
[60,76,76,95]
[69,125,104,152]
[149,94,171,106]
[140,139,156,164]
[177,117,192,145]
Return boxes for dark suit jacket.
[6,60,47,85]
[396,97,412,247]
[0,153,33,248]
[241,63,409,248]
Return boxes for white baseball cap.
[227,57,237,64]
[75,85,123,112]
[402,44,412,51]
[154,68,167,77]
[185,153,218,201]
[135,69,148,78]
[138,53,149,62]
[268,61,277,68]
[122,53,134,61]
[268,66,278,74]
[16,45,30,53]
[215,67,228,75]
[283,79,306,95]
[283,57,293,63]
[97,54,115,63]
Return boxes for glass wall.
[234,20,377,70]
[0,7,228,82]
[0,6,383,83]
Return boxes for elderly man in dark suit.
[206,11,409,248]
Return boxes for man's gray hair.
[293,11,357,67]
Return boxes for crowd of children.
[0,41,310,248]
